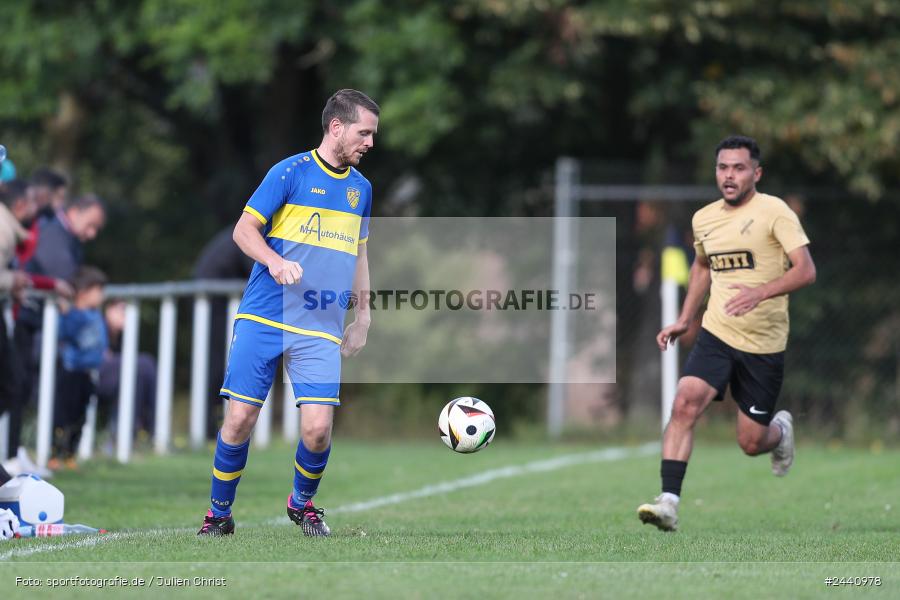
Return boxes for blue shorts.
[220,318,341,407]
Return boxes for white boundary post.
[190,294,211,449]
[224,296,240,414]
[154,296,177,454]
[36,301,59,468]
[116,300,140,463]
[254,387,273,449]
[77,395,98,460]
[548,157,578,438]
[225,296,239,357]
[282,371,299,442]
[660,278,679,431]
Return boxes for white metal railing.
[15,279,302,466]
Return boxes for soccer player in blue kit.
[198,90,379,537]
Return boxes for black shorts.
[682,328,784,425]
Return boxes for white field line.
[0,531,129,561]
[0,443,659,561]
[332,442,659,514]
[265,442,660,525]
[0,529,194,562]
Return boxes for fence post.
[154,296,177,454]
[254,387,273,449]
[77,396,98,460]
[660,279,679,431]
[116,300,140,463]
[225,296,239,357]
[36,301,59,468]
[223,296,240,416]
[190,294,211,450]
[660,240,689,431]
[282,373,299,442]
[548,157,578,439]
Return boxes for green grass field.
[1,438,898,598]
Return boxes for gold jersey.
[692,192,810,353]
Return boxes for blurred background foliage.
[1,0,897,440]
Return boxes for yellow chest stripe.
[268,204,361,256]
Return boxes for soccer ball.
[438,397,496,453]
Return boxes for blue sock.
[209,432,250,517]
[292,440,330,507]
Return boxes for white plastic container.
[0,474,65,525]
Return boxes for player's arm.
[341,243,370,357]
[232,212,302,285]
[725,245,815,317]
[657,255,711,351]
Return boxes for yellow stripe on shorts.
[220,388,265,405]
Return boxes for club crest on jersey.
[346,187,360,209]
[708,250,755,271]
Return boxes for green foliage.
[138,0,314,115]
[2,1,898,433]
[4,1,900,199]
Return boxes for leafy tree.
[2,0,897,434]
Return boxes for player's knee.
[670,395,702,426]
[302,422,332,452]
[220,422,251,445]
[221,403,258,444]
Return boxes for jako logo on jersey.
[298,212,356,244]
[708,251,755,271]
[310,187,326,195]
[346,187,360,209]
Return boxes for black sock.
[661,459,688,497]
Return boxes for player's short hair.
[30,167,68,190]
[0,179,29,207]
[715,135,761,163]
[321,89,380,133]
[72,265,107,291]
[65,193,106,214]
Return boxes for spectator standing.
[0,182,73,475]
[0,181,33,459]
[0,181,42,476]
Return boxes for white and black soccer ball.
[438,397,496,453]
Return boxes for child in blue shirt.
[52,266,108,467]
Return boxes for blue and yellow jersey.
[237,149,371,344]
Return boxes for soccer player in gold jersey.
[638,136,817,531]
